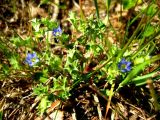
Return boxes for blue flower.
[118,58,131,72]
[25,52,39,66]
[52,26,62,36]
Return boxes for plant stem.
[79,0,86,21]
[105,83,115,118]
[132,71,159,82]
[132,29,160,59]
[117,16,145,60]
[93,0,99,19]
[147,79,160,112]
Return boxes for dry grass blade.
[105,83,115,118]
[46,99,61,114]
[93,94,102,120]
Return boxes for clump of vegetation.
[0,0,160,119]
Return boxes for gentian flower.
[52,26,62,36]
[25,52,39,67]
[118,58,131,72]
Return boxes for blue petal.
[25,57,31,62]
[25,52,39,66]
[126,66,131,71]
[52,26,62,36]
[121,58,126,63]
[29,62,34,66]
[121,69,127,73]
[32,53,37,58]
[26,53,32,59]
[118,58,132,72]
[118,63,121,69]
[25,60,32,65]
[127,62,131,66]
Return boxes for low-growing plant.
[0,0,160,117]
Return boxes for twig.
[105,83,115,118]
[89,84,127,120]
[89,84,108,101]
[72,108,77,120]
[118,96,147,120]
[93,94,102,120]
[51,0,59,21]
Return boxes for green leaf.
[106,0,111,9]
[32,72,43,81]
[143,25,155,37]
[40,77,48,83]
[39,0,50,5]
[9,56,20,70]
[50,56,62,70]
[42,69,48,77]
[11,37,22,47]
[68,12,78,29]
[146,4,158,16]
[122,0,136,9]
[94,0,99,19]
[0,111,2,120]
[38,96,48,116]
[2,64,9,75]
[132,71,159,86]
[31,18,41,32]
[41,18,57,30]
[134,57,144,65]
[33,84,48,96]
